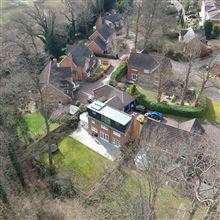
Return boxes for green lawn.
[17,112,59,142]
[203,99,220,124]
[137,86,157,101]
[42,136,112,192]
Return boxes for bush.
[165,5,177,15]
[204,20,213,39]
[49,177,76,197]
[136,94,206,118]
[213,24,220,38]
[166,50,186,61]
[109,61,128,86]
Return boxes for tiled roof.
[94,36,107,50]
[66,44,96,67]
[179,119,205,134]
[93,85,135,108]
[128,52,159,71]
[98,24,115,40]
[103,13,122,23]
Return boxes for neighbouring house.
[59,44,99,80]
[127,52,160,82]
[200,0,220,25]
[93,85,135,112]
[88,24,116,55]
[39,59,77,107]
[87,101,141,147]
[127,52,172,89]
[179,27,207,44]
[96,13,127,36]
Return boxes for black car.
[134,105,147,114]
[125,80,135,85]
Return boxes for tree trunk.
[194,73,209,107]
[188,200,199,220]
[126,16,129,38]
[180,60,192,106]
[134,4,141,52]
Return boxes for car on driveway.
[134,105,147,114]
[145,111,163,121]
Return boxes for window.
[131,73,138,80]
[92,111,96,116]
[91,120,95,124]
[101,124,108,131]
[100,132,109,142]
[91,127,98,133]
[113,139,121,147]
[101,115,111,125]
[144,69,150,74]
[113,131,121,137]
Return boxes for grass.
[101,170,201,219]
[137,86,157,101]
[42,136,112,192]
[202,99,220,124]
[17,112,59,142]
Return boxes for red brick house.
[39,60,76,107]
[59,44,98,80]
[127,52,160,81]
[88,24,116,55]
[87,101,141,147]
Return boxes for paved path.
[70,125,119,161]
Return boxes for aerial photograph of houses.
[1,0,220,219]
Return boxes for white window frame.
[91,126,98,133]
[101,124,108,131]
[131,73,138,80]
[144,69,150,74]
[100,132,109,142]
[113,131,121,137]
[113,138,121,148]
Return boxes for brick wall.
[88,42,104,55]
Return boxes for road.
[171,55,220,102]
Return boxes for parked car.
[125,79,135,85]
[87,95,96,103]
[134,105,147,114]
[145,111,163,121]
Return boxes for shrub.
[126,84,138,96]
[166,50,186,61]
[109,61,128,86]
[213,24,220,38]
[204,20,213,39]
[136,94,206,118]
[49,177,76,197]
[165,5,177,15]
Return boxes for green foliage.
[0,182,8,204]
[109,61,128,86]
[126,84,138,96]
[166,50,186,61]
[165,5,177,15]
[136,94,207,118]
[204,20,213,39]
[213,24,220,38]
[104,0,116,11]
[7,144,25,187]
[114,0,133,13]
[49,177,76,197]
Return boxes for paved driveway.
[76,60,120,104]
[70,125,120,161]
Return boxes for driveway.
[76,59,120,104]
[70,125,120,161]
[171,57,220,102]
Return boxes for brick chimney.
[131,113,144,139]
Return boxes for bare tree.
[180,41,201,106]
[134,3,141,52]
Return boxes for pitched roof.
[179,119,205,134]
[128,52,159,71]
[93,85,135,108]
[105,95,124,110]
[94,36,107,50]
[103,13,123,24]
[98,24,115,40]
[66,44,96,67]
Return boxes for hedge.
[136,94,207,118]
[109,61,128,86]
